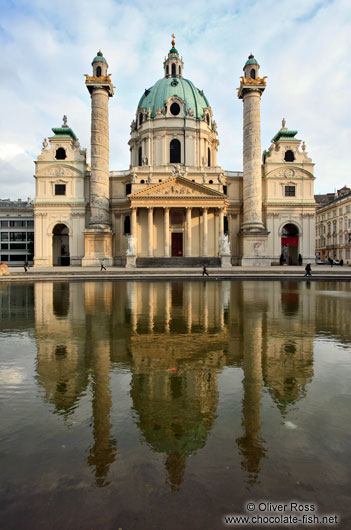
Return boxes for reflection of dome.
[137,77,210,119]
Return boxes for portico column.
[219,208,224,239]
[164,207,170,257]
[202,208,208,257]
[185,207,192,257]
[148,207,154,257]
[131,207,137,237]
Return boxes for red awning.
[281,237,298,246]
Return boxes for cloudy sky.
[0,0,350,199]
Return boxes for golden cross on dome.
[171,33,176,46]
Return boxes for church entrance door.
[171,233,183,256]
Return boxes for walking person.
[298,254,302,266]
[304,263,312,277]
[328,257,333,267]
[202,264,209,277]
[24,260,29,272]
[100,259,106,271]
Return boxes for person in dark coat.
[100,259,106,271]
[304,263,312,277]
[24,260,29,272]
[202,264,209,277]
[298,254,302,266]
[340,259,344,266]
[328,257,333,267]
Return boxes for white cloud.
[0,0,350,197]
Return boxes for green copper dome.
[137,77,210,120]
[92,51,107,64]
[244,54,258,68]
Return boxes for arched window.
[55,148,66,160]
[138,146,142,166]
[170,139,181,163]
[284,150,295,162]
[206,114,210,125]
[96,66,102,77]
[224,216,229,234]
[171,63,176,77]
[139,113,143,126]
[179,65,181,76]
[125,183,132,195]
[250,68,256,79]
[208,148,211,167]
[166,65,169,76]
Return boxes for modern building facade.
[315,186,351,262]
[0,199,34,266]
[32,39,316,267]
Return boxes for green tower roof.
[51,127,78,141]
[137,77,210,120]
[271,128,298,143]
[92,50,107,64]
[244,54,258,68]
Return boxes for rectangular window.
[0,221,9,227]
[285,186,295,197]
[9,254,27,261]
[55,184,66,195]
[27,220,34,227]
[10,232,26,241]
[1,243,8,249]
[339,207,343,215]
[1,232,8,241]
[346,205,350,213]
[328,212,331,219]
[10,243,26,249]
[1,255,8,261]
[27,232,34,241]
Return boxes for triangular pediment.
[130,176,224,198]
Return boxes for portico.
[126,176,226,259]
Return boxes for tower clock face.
[284,169,295,178]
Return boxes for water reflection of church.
[32,280,319,488]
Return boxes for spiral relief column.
[238,55,269,266]
[82,51,115,266]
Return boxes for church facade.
[33,39,315,267]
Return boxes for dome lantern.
[163,34,184,78]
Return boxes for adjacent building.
[32,39,316,267]
[315,186,351,262]
[0,199,34,266]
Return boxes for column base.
[126,256,136,268]
[221,255,232,268]
[239,229,270,266]
[82,228,114,267]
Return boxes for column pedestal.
[239,231,270,266]
[82,228,114,267]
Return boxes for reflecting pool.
[0,280,350,529]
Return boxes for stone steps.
[135,257,221,268]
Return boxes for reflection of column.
[236,310,266,483]
[202,208,208,257]
[148,283,154,333]
[131,207,137,237]
[164,207,170,257]
[87,340,117,487]
[165,282,171,333]
[187,282,192,333]
[185,207,192,257]
[203,281,208,331]
[219,283,225,330]
[127,281,138,333]
[148,207,154,257]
